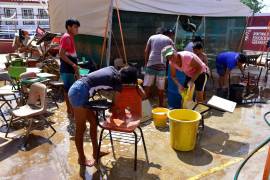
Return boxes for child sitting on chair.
[68,66,145,167]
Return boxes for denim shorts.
[60,73,76,92]
[68,80,90,108]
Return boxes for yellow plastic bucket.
[168,109,201,151]
[152,107,169,127]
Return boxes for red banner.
[243,16,270,52]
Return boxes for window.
[4,8,17,25]
[38,9,49,25]
[22,8,34,25]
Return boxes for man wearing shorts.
[144,27,174,107]
[216,51,247,88]
[59,19,80,117]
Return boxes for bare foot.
[78,159,96,167]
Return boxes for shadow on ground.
[176,125,249,166]
[76,157,160,180]
[200,126,249,157]
[103,157,160,180]
[0,134,54,161]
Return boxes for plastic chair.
[11,58,25,67]
[8,66,27,81]
[19,72,59,109]
[97,85,149,170]
[20,72,37,80]
[0,71,18,90]
[5,82,56,148]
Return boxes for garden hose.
[234,111,270,180]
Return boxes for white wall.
[0,1,49,38]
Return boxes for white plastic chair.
[5,82,56,148]
[19,72,59,108]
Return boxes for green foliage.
[241,0,266,13]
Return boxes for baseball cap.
[161,45,175,62]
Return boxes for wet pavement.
[0,99,269,180]
[0,61,270,179]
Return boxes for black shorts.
[184,73,208,91]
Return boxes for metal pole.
[174,15,179,45]
[203,16,206,46]
[106,0,114,66]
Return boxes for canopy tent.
[49,0,252,37]
[116,0,252,17]
[49,0,111,37]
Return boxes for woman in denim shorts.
[68,66,138,167]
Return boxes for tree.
[241,0,266,13]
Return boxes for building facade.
[0,0,49,39]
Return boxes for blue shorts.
[68,80,89,108]
[60,73,76,92]
[216,62,226,76]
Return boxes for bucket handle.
[192,103,211,116]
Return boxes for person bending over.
[68,66,140,167]
[163,45,208,103]
[216,51,247,89]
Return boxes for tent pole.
[174,15,179,45]
[106,0,114,66]
[100,0,113,67]
[100,14,109,67]
[115,0,127,64]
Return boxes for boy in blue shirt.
[216,51,247,88]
